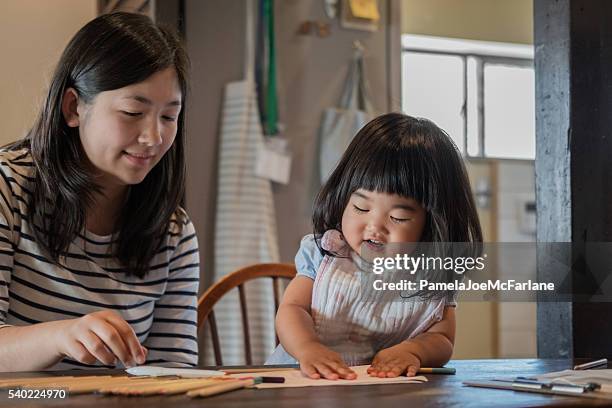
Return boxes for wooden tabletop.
[1,359,611,407]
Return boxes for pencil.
[97,377,174,394]
[574,358,608,370]
[160,379,225,396]
[30,376,123,393]
[122,379,196,396]
[68,377,174,395]
[187,378,261,398]
[0,375,114,388]
[0,376,76,388]
[126,379,220,396]
[418,367,456,375]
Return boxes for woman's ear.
[61,88,80,127]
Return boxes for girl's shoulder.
[295,234,323,280]
[295,230,349,280]
[319,230,349,255]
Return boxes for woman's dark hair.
[10,12,189,278]
[313,112,482,247]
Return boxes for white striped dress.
[0,149,200,370]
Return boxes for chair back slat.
[237,283,252,365]
[272,277,280,345]
[272,277,281,312]
[208,310,223,365]
[197,263,297,365]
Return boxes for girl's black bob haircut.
[313,112,482,248]
[9,12,189,278]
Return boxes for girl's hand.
[53,310,147,367]
[368,343,421,378]
[297,342,357,380]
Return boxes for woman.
[0,12,199,371]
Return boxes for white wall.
[184,0,401,283]
[185,0,401,364]
[402,0,533,44]
[0,0,97,145]
[400,0,536,359]
[453,160,498,359]
[496,161,537,358]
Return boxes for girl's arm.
[276,276,356,380]
[275,276,318,352]
[401,305,455,365]
[368,306,456,378]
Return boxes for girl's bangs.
[348,141,431,207]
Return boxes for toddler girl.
[268,112,481,380]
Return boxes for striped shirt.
[0,149,200,370]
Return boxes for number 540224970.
[7,388,67,399]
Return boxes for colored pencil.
[418,367,456,375]
[187,378,261,398]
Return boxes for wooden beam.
[536,0,612,358]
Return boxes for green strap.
[264,0,279,135]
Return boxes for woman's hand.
[53,310,146,367]
[367,342,421,378]
[297,342,357,380]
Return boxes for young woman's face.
[75,67,182,190]
[341,189,427,256]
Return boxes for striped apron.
[267,230,446,365]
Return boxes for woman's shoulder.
[0,148,34,175]
[0,146,30,158]
[167,207,196,240]
[0,147,34,194]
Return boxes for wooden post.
[535,0,612,358]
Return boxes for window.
[401,35,535,160]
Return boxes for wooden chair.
[197,263,296,365]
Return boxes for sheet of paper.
[349,0,380,21]
[538,369,612,393]
[229,365,427,389]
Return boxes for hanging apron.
[210,0,280,365]
[266,230,446,366]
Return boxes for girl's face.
[66,67,182,192]
[341,189,426,256]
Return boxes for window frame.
[401,35,534,160]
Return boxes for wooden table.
[1,359,611,407]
